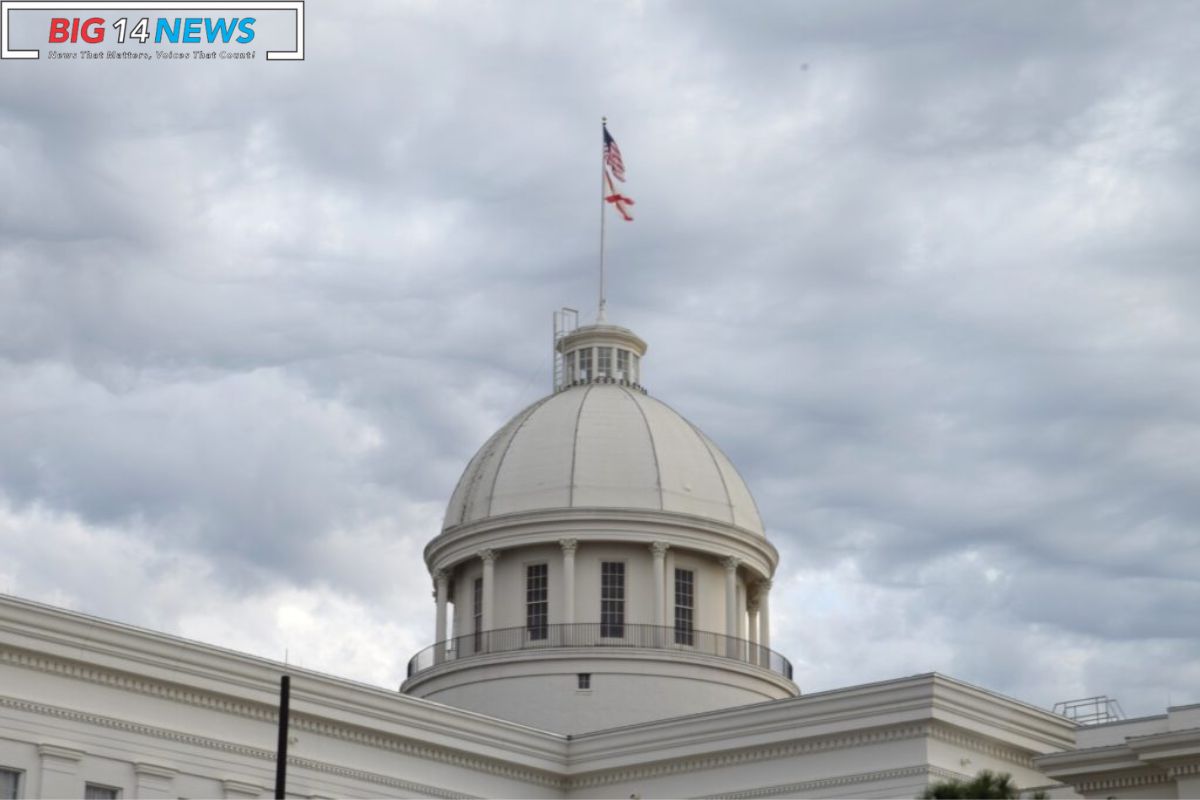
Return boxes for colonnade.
[431,541,773,655]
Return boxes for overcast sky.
[2,0,1199,720]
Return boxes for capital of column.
[650,541,670,557]
[758,578,773,591]
[478,548,499,564]
[721,555,741,572]
[558,538,578,554]
[432,568,448,582]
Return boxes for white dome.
[444,383,765,536]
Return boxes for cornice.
[566,723,931,788]
[1075,769,1173,793]
[694,764,964,800]
[563,674,1066,777]
[928,721,1037,769]
[927,675,1077,751]
[557,325,647,356]
[0,644,275,723]
[0,645,566,787]
[1035,741,1131,769]
[1128,725,1200,756]
[1169,761,1200,778]
[0,693,553,794]
[0,598,568,762]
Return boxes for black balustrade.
[406,622,793,681]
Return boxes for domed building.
[402,320,796,731]
[2,312,1189,799]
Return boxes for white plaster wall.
[413,653,793,733]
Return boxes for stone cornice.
[927,675,1077,751]
[567,724,932,789]
[429,508,778,578]
[1169,761,1200,778]
[694,764,965,799]
[0,643,565,785]
[1127,725,1200,759]
[566,673,1071,770]
[1074,769,1173,793]
[928,721,1037,769]
[556,324,648,357]
[0,693,554,793]
[0,595,565,766]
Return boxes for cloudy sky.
[3,0,1199,720]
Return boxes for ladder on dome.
[553,307,579,391]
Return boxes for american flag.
[603,125,626,182]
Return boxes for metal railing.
[406,622,793,681]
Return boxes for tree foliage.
[920,770,1021,799]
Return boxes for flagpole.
[598,116,607,323]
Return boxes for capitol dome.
[404,317,796,733]
[444,383,765,536]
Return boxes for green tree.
[920,770,1022,799]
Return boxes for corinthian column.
[479,549,498,634]
[433,569,449,662]
[722,556,740,656]
[650,542,669,627]
[559,538,578,624]
[759,578,772,654]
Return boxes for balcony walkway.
[407,622,793,680]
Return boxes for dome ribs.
[618,385,664,510]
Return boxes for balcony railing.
[406,622,793,681]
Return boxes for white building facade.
[1,316,1196,798]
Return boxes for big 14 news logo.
[47,15,256,45]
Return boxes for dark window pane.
[674,568,695,645]
[601,562,625,638]
[526,563,548,640]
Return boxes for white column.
[433,569,449,662]
[664,547,676,629]
[559,538,577,624]
[480,549,498,633]
[722,556,740,655]
[650,542,669,627]
[759,578,772,654]
[747,600,760,666]
[737,582,747,640]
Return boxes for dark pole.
[274,674,290,799]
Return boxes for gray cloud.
[2,0,1198,716]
